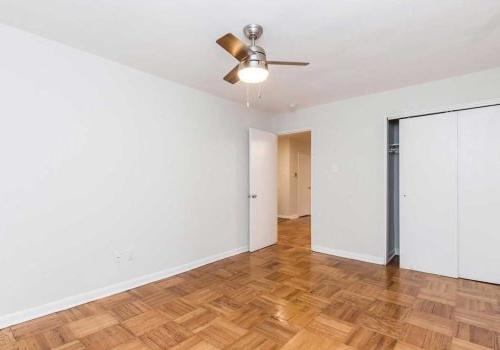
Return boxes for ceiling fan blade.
[216,33,249,61]
[267,61,309,66]
[223,65,240,84]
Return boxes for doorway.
[277,131,311,249]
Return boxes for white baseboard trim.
[278,214,299,219]
[312,245,385,265]
[0,246,248,329]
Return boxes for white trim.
[277,128,312,135]
[387,97,500,120]
[312,245,385,265]
[395,248,400,255]
[383,114,389,264]
[0,246,248,329]
[278,214,299,219]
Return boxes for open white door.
[458,106,500,284]
[399,113,458,278]
[249,128,277,252]
[297,153,311,216]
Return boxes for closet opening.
[387,119,399,265]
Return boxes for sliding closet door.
[399,113,458,277]
[458,106,500,284]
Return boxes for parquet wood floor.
[2,216,500,349]
[278,216,310,249]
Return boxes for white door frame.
[277,128,313,245]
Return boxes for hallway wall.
[278,132,311,218]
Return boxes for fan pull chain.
[246,85,250,108]
[258,84,263,99]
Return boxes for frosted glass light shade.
[238,60,269,84]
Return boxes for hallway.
[278,216,311,249]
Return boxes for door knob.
[249,194,257,199]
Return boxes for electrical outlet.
[113,250,133,264]
[124,249,134,262]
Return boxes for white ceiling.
[1,1,500,112]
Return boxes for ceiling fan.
[216,24,309,84]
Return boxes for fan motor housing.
[246,46,266,63]
[239,59,268,73]
[243,24,263,40]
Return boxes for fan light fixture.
[216,24,309,85]
[237,60,269,84]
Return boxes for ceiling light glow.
[238,60,269,84]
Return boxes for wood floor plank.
[15,335,51,350]
[168,335,218,350]
[400,323,452,349]
[66,313,118,338]
[108,340,150,350]
[455,322,497,349]
[174,308,218,333]
[51,340,86,350]
[306,314,353,340]
[281,329,351,350]
[0,329,17,350]
[41,326,76,348]
[226,331,278,350]
[139,321,193,349]
[121,310,169,337]
[11,314,64,339]
[253,318,300,346]
[345,326,398,350]
[197,318,247,348]
[451,337,493,350]
[78,325,134,350]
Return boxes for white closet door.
[400,113,458,277]
[458,106,500,284]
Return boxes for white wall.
[0,24,270,326]
[272,67,500,264]
[277,136,291,216]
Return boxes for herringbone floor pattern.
[2,217,500,349]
